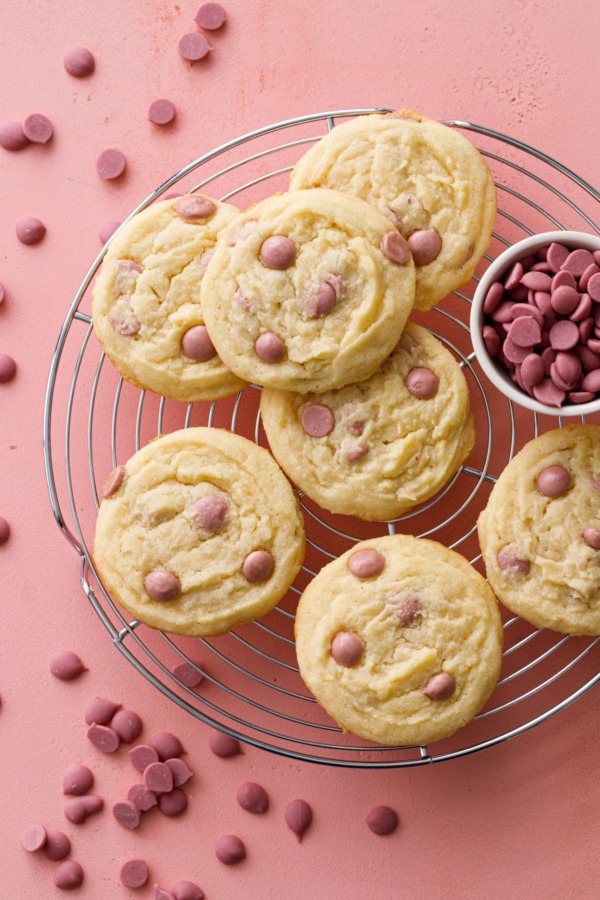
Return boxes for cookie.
[200,188,416,393]
[478,424,600,635]
[289,109,497,311]
[294,535,503,746]
[92,195,247,401]
[260,323,475,521]
[93,427,305,636]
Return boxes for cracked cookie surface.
[478,425,600,634]
[294,534,503,746]
[92,195,246,401]
[260,323,475,521]
[93,427,305,636]
[289,110,496,311]
[200,188,416,393]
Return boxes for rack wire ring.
[44,109,600,768]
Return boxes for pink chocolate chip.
[127,783,158,812]
[215,834,246,865]
[42,829,71,861]
[120,859,150,889]
[381,231,410,265]
[423,672,455,699]
[520,353,544,388]
[99,220,120,243]
[236,781,269,814]
[483,325,500,356]
[331,631,363,666]
[561,248,595,277]
[174,195,216,221]
[149,731,184,761]
[405,366,439,399]
[255,332,285,362]
[111,709,143,743]
[301,403,335,437]
[483,280,504,315]
[158,788,188,817]
[299,281,337,317]
[102,464,126,498]
[21,824,47,852]
[172,881,205,900]
[113,801,141,830]
[366,805,399,836]
[569,292,592,322]
[195,2,227,29]
[22,114,53,144]
[549,319,579,351]
[16,216,46,245]
[178,32,212,61]
[54,860,84,890]
[165,757,193,787]
[348,548,385,578]
[587,272,600,302]
[520,270,552,291]
[172,661,204,688]
[181,325,217,362]
[507,316,541,348]
[96,148,127,180]
[407,227,442,266]
[155,888,176,900]
[0,121,29,151]
[63,764,94,796]
[209,731,241,758]
[260,235,296,269]
[144,570,181,602]
[546,242,570,272]
[346,445,369,462]
[532,377,565,407]
[129,744,160,773]
[0,516,10,545]
[0,353,17,382]
[50,649,86,681]
[583,527,600,550]
[554,351,582,386]
[64,795,104,825]
[87,723,120,753]
[63,47,95,78]
[242,549,274,582]
[148,99,176,126]
[84,696,121,725]
[581,369,600,393]
[550,285,580,316]
[497,544,530,575]
[285,799,313,842]
[536,465,571,497]
[194,494,228,531]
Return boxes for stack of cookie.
[92,109,515,747]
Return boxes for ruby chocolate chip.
[50,649,86,681]
[347,548,385,578]
[405,367,439,399]
[149,731,184,760]
[111,708,143,743]
[120,859,150,889]
[0,353,17,383]
[64,795,104,824]
[242,549,274,582]
[113,800,141,830]
[99,220,121,243]
[423,672,455,699]
[158,788,188,817]
[536,464,571,498]
[381,230,410,265]
[102,464,126,498]
[16,216,46,245]
[255,332,286,362]
[22,114,53,144]
[285,798,313,842]
[214,834,246,865]
[84,696,121,725]
[178,32,212,61]
[172,881,205,900]
[301,403,335,437]
[406,227,441,266]
[0,121,29,151]
[582,527,600,549]
[195,2,227,29]
[87,723,120,753]
[96,148,127,180]
[208,730,241,758]
[331,631,363,666]
[181,325,217,361]
[63,764,94,796]
[174,196,216,221]
[366,805,399,836]
[0,516,11,545]
[42,829,71,861]
[144,570,180,601]
[127,783,158,812]
[54,860,84,890]
[236,781,269,814]
[481,239,600,406]
[148,99,176,126]
[259,235,296,269]
[172,660,204,688]
[63,46,95,77]
[165,758,193,787]
[144,762,174,794]
[21,824,47,852]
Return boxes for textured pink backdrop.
[1,1,599,897]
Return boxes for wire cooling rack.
[44,110,600,767]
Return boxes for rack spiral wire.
[44,110,600,767]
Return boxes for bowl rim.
[470,229,600,417]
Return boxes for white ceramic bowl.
[470,230,600,417]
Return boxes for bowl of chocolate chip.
[471,230,600,416]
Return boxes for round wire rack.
[44,109,600,767]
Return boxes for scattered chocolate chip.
[87,723,120,753]
[54,860,84,890]
[22,114,53,144]
[113,800,141,830]
[63,46,95,78]
[148,99,176,126]
[50,649,86,681]
[285,798,313,841]
[42,829,71,861]
[120,858,150,889]
[144,761,174,794]
[16,216,46,245]
[84,696,121,725]
[366,805,399,836]
[165,757,193,787]
[111,708,143,743]
[214,834,246,865]
[236,781,269,814]
[129,743,160,773]
[64,795,104,824]
[172,661,204,688]
[158,787,188,817]
[178,32,212,61]
[195,2,227,30]
[21,824,47,852]
[127,783,158,812]
[63,764,94,796]
[209,730,241,758]
[0,353,17,383]
[0,121,29,151]
[149,731,184,761]
[96,148,127,180]
[172,881,204,900]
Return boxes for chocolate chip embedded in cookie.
[294,534,503,746]
[478,424,600,635]
[290,110,496,311]
[200,188,416,393]
[93,428,305,636]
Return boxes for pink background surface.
[1,1,600,897]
